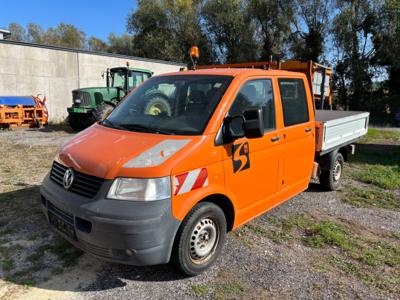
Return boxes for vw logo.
[63,168,75,189]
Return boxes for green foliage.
[88,36,108,52]
[290,0,332,62]
[127,0,212,63]
[202,0,257,63]
[361,128,400,143]
[191,284,209,297]
[344,187,400,210]
[4,0,400,119]
[348,132,400,189]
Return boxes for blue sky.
[0,0,137,40]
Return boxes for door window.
[229,79,275,135]
[278,78,309,126]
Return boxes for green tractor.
[67,66,153,130]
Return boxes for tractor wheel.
[144,97,171,116]
[93,103,114,122]
[68,113,95,131]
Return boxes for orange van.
[40,67,368,275]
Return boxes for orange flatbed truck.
[40,66,369,275]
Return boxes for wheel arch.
[198,194,235,232]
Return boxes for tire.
[144,97,171,116]
[93,103,114,122]
[171,202,227,276]
[68,113,95,131]
[320,153,344,191]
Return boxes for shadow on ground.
[0,186,185,295]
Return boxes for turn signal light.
[189,46,200,59]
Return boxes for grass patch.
[191,284,209,297]
[28,239,83,267]
[214,280,245,300]
[343,187,400,211]
[352,164,400,190]
[270,214,400,292]
[360,128,400,144]
[348,144,400,190]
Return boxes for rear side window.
[229,79,275,135]
[278,78,309,126]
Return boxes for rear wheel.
[68,113,95,131]
[144,97,171,116]
[320,153,344,191]
[171,202,227,276]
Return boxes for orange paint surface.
[58,68,315,230]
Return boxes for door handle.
[271,136,281,142]
[305,127,312,133]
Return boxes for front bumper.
[40,173,181,266]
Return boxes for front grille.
[48,201,74,226]
[50,161,104,198]
[72,91,91,106]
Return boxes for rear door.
[276,77,315,201]
[222,78,283,224]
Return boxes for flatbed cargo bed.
[315,110,369,154]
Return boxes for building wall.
[0,41,184,122]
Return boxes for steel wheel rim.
[189,217,219,264]
[333,160,342,182]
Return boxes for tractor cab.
[107,67,153,96]
[67,65,153,131]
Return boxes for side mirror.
[222,106,264,143]
[243,106,264,138]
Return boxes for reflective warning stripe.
[173,168,208,195]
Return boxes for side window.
[278,78,309,126]
[229,79,275,135]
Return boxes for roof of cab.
[158,68,304,77]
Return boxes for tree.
[88,36,108,52]
[371,0,400,119]
[7,23,26,41]
[107,33,135,55]
[43,23,86,49]
[247,0,295,60]
[331,0,375,111]
[202,0,257,63]
[127,0,211,63]
[26,23,45,44]
[290,0,333,62]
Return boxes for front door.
[276,77,315,201]
[222,78,283,224]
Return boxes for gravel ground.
[0,127,399,300]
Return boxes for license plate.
[48,212,76,240]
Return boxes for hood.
[57,124,198,179]
[72,87,117,93]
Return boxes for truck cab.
[41,67,368,276]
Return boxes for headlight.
[107,177,171,201]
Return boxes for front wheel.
[320,153,344,191]
[171,202,227,276]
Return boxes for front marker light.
[107,177,171,201]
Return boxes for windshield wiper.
[100,119,125,130]
[119,123,175,135]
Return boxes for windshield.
[103,75,233,135]
[111,70,126,88]
[128,71,151,90]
